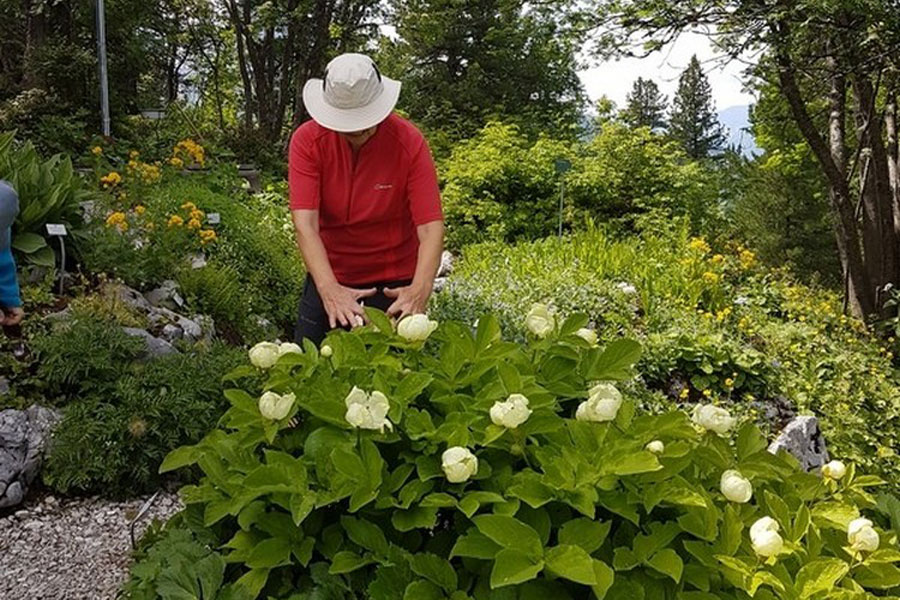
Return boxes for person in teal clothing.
[0,180,24,326]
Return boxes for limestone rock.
[122,327,179,359]
[768,415,829,471]
[438,251,454,277]
[0,405,61,508]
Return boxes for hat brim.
[303,77,401,132]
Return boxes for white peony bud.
[822,460,847,480]
[397,314,439,342]
[720,470,753,503]
[525,303,555,338]
[848,518,879,553]
[320,344,333,357]
[617,281,637,295]
[441,447,478,483]
[575,328,598,346]
[344,387,392,433]
[691,404,737,434]
[750,517,784,558]
[249,341,280,369]
[490,394,532,429]
[645,440,665,454]
[278,342,303,357]
[576,383,624,422]
[258,391,296,421]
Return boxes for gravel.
[0,491,183,599]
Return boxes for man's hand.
[319,284,376,329]
[0,306,24,326]
[384,284,430,319]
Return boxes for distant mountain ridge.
[718,104,759,156]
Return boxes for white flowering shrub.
[156,308,899,599]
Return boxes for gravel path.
[0,491,183,600]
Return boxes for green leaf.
[392,506,438,531]
[158,445,199,473]
[736,421,768,459]
[812,502,859,530]
[865,548,900,564]
[329,551,375,574]
[591,560,615,599]
[588,339,642,380]
[762,490,790,532]
[364,307,394,336]
[646,549,683,583]
[544,544,597,585]
[341,516,389,558]
[404,581,443,600]
[490,549,543,588]
[852,563,900,588]
[473,514,543,558]
[246,537,292,569]
[410,553,458,592]
[475,314,502,351]
[11,232,47,253]
[497,363,521,395]
[558,518,611,554]
[395,372,434,404]
[559,313,590,336]
[451,530,502,559]
[28,244,56,267]
[232,567,270,598]
[795,558,849,599]
[608,451,660,476]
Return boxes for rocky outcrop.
[0,405,61,509]
[768,415,829,471]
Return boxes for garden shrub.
[139,309,899,598]
[42,340,246,496]
[430,226,900,488]
[439,122,718,249]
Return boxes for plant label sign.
[207,213,221,224]
[46,223,68,236]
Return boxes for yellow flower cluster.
[100,171,122,188]
[127,159,162,184]
[169,156,184,168]
[174,139,205,166]
[189,208,204,221]
[187,218,202,230]
[91,146,103,156]
[702,271,720,284]
[105,211,128,232]
[129,150,140,160]
[199,229,217,245]
[688,237,711,254]
[168,215,184,227]
[134,205,146,215]
[181,201,197,211]
[739,248,756,269]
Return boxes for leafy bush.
[142,309,898,598]
[439,122,718,248]
[42,340,246,496]
[431,226,900,487]
[0,130,93,267]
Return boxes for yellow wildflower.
[169,156,184,168]
[129,150,140,160]
[702,389,712,398]
[168,215,184,228]
[91,146,103,156]
[724,378,734,388]
[181,201,197,212]
[174,138,206,166]
[711,254,725,265]
[702,271,719,284]
[688,237,711,254]
[739,249,756,269]
[679,388,690,399]
[100,171,122,188]
[189,208,205,221]
[134,205,146,215]
[105,211,128,232]
[187,218,202,230]
[199,229,217,244]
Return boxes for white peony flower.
[320,344,333,357]
[848,518,879,553]
[278,342,303,357]
[645,440,665,454]
[344,387,392,433]
[442,447,478,483]
[576,382,624,422]
[249,341,280,369]
[525,303,555,338]
[822,460,847,480]
[750,517,784,558]
[691,404,737,434]
[258,391,296,421]
[397,314,439,342]
[490,394,532,429]
[720,470,753,503]
[575,328,599,346]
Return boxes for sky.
[578,31,758,112]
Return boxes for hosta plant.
[156,308,900,599]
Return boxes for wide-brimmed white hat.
[303,54,401,132]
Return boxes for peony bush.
[154,307,900,599]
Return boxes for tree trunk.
[887,91,900,282]
[224,0,255,128]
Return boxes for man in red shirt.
[289,53,444,344]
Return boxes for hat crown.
[323,54,384,110]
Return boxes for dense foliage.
[431,227,900,488]
[440,122,717,248]
[125,310,900,598]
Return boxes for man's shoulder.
[291,119,330,147]
[382,114,427,155]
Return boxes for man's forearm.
[292,211,339,292]
[411,221,444,296]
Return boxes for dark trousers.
[294,275,412,345]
